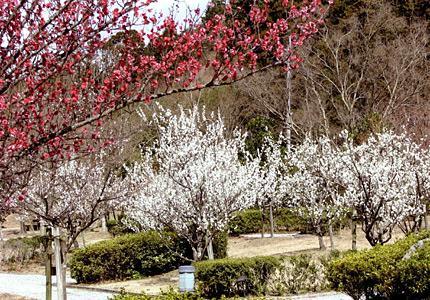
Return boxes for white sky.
[150,0,211,21]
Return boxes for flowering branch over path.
[0,0,329,200]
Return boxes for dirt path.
[228,228,406,258]
[82,270,179,295]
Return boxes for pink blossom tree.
[0,0,330,202]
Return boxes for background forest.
[129,0,430,151]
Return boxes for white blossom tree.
[24,156,128,250]
[127,105,258,261]
[22,155,129,299]
[339,131,428,246]
[286,136,347,250]
[254,137,288,237]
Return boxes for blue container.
[179,265,195,292]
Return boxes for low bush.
[267,254,329,295]
[228,209,264,235]
[106,215,140,237]
[195,256,281,298]
[110,288,204,300]
[211,231,228,260]
[70,230,228,284]
[327,230,430,300]
[69,231,191,283]
[0,235,45,265]
[228,208,349,236]
[106,219,135,237]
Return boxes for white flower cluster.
[286,136,347,228]
[24,156,128,248]
[127,105,259,259]
[128,104,429,249]
[339,131,429,245]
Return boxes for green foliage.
[0,235,45,265]
[110,288,204,300]
[69,231,191,283]
[228,208,349,236]
[70,229,228,284]
[228,209,264,235]
[244,116,276,158]
[106,216,138,237]
[327,0,429,25]
[195,256,281,298]
[267,255,330,295]
[327,230,430,300]
[211,231,228,260]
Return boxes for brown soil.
[82,270,180,295]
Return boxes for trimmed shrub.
[211,231,228,259]
[106,215,141,237]
[70,230,228,284]
[228,209,263,235]
[0,235,46,265]
[228,208,349,236]
[327,230,430,300]
[195,256,281,298]
[106,219,135,237]
[110,288,204,300]
[69,231,191,283]
[267,254,329,295]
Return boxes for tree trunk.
[0,222,3,242]
[44,227,53,300]
[329,223,335,250]
[285,35,292,153]
[316,223,326,250]
[20,220,26,235]
[192,246,203,262]
[261,207,266,238]
[101,215,107,233]
[54,227,66,300]
[351,210,357,251]
[424,205,429,230]
[269,203,275,238]
[206,236,214,260]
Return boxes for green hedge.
[228,208,348,236]
[195,256,281,298]
[228,209,264,235]
[69,231,191,283]
[69,230,228,284]
[211,231,228,260]
[110,289,203,300]
[106,219,135,237]
[0,235,46,265]
[327,230,430,300]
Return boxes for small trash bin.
[179,265,195,293]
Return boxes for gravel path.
[0,273,113,300]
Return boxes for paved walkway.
[0,273,113,300]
